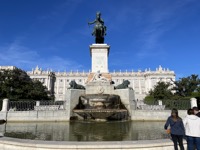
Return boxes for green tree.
[0,68,53,100]
[28,80,51,100]
[172,74,200,97]
[148,81,173,100]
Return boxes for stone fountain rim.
[0,137,187,149]
[73,109,128,112]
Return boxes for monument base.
[65,89,85,120]
[90,44,110,73]
[113,89,136,116]
[80,76,136,120]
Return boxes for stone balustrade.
[138,105,165,110]
[34,105,64,111]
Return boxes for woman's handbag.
[166,129,171,134]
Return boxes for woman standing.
[164,108,185,150]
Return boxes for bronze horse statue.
[88,12,107,43]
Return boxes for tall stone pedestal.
[90,44,110,73]
[65,89,85,120]
[113,89,136,115]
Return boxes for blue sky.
[0,0,200,79]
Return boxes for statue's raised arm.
[88,20,96,25]
[88,11,107,44]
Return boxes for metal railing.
[162,100,190,110]
[143,99,190,110]
[9,101,36,111]
[8,100,64,111]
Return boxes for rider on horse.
[88,12,106,42]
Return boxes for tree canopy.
[145,74,200,102]
[0,68,53,100]
[148,81,173,100]
[172,74,200,97]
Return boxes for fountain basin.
[0,121,187,149]
[73,94,128,120]
[73,109,128,120]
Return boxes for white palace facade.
[26,65,175,101]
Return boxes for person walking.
[183,108,200,150]
[164,108,185,150]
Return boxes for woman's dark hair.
[171,108,179,118]
[187,108,194,115]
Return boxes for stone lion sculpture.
[68,80,85,90]
[114,80,133,90]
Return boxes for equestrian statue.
[88,11,107,43]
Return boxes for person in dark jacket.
[164,108,185,150]
[193,107,200,117]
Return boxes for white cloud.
[0,40,39,65]
[0,39,84,71]
[39,56,84,72]
[135,0,193,59]
[104,0,196,60]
